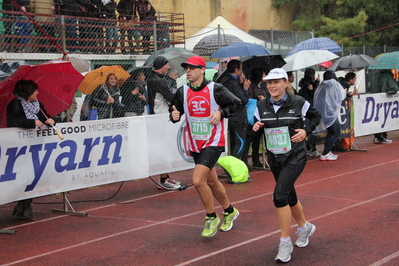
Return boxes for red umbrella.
[318,60,333,69]
[0,60,84,128]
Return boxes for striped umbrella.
[287,37,342,57]
[368,51,399,70]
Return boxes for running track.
[1,132,399,266]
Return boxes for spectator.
[313,70,347,161]
[135,0,156,53]
[218,59,250,161]
[286,71,297,95]
[6,79,56,220]
[146,56,181,189]
[117,0,141,54]
[298,68,320,156]
[166,68,178,93]
[242,67,267,170]
[368,70,398,144]
[2,0,30,52]
[147,56,174,114]
[213,58,228,81]
[52,0,87,52]
[54,98,78,122]
[120,70,147,116]
[90,73,124,119]
[334,72,358,152]
[100,0,118,53]
[78,0,101,53]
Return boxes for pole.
[153,21,158,56]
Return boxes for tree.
[271,0,399,46]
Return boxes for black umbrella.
[241,54,286,78]
[328,54,378,71]
[193,34,242,55]
[127,66,152,79]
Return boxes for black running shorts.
[190,146,225,169]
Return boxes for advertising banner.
[353,93,399,137]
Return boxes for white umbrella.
[282,50,339,71]
[56,55,90,73]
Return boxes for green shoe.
[202,215,220,237]
[220,207,239,232]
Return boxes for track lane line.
[3,159,399,265]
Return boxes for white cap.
[263,68,288,81]
[221,58,229,63]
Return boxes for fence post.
[61,15,67,57]
[218,24,222,76]
[153,21,158,55]
[270,27,274,52]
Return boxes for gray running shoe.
[275,241,293,262]
[295,222,316,247]
[158,179,180,190]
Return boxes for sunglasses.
[183,65,202,70]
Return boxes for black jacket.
[7,98,53,128]
[256,93,321,165]
[146,70,174,114]
[120,77,147,114]
[298,75,319,106]
[117,0,137,20]
[218,73,248,128]
[170,79,242,122]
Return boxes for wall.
[148,0,294,32]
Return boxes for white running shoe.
[319,152,338,161]
[295,223,316,247]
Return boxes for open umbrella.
[144,47,198,76]
[241,54,286,77]
[0,61,25,81]
[78,65,130,95]
[367,52,399,70]
[127,66,153,79]
[210,42,272,59]
[286,37,342,57]
[193,34,242,54]
[57,55,90,73]
[282,50,339,71]
[318,61,333,69]
[329,54,378,71]
[0,61,84,128]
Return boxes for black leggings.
[269,155,306,208]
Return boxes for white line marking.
[175,190,399,266]
[368,251,399,266]
[3,159,399,265]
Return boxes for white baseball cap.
[263,68,288,81]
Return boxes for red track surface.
[1,132,399,266]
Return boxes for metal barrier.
[0,8,185,55]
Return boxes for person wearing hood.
[313,70,346,161]
[368,69,398,144]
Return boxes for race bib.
[265,126,292,154]
[190,117,211,140]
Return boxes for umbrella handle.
[52,125,64,140]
